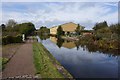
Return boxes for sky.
[1,1,119,30]
[1,0,120,2]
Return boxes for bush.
[0,57,9,71]
[13,34,23,43]
[2,34,23,45]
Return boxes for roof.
[61,22,77,32]
[50,22,78,32]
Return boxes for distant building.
[81,30,93,36]
[50,26,58,35]
[82,32,92,36]
[50,22,82,35]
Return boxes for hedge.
[2,34,23,45]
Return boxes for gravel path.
[2,42,35,78]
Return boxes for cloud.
[97,11,118,24]
[2,2,118,29]
[1,0,120,2]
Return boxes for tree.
[39,34,50,40]
[6,19,17,27]
[110,24,120,37]
[57,25,64,37]
[93,21,108,31]
[75,24,81,35]
[39,26,50,35]
[17,22,36,36]
[92,21,110,40]
[56,37,64,48]
[5,19,17,32]
[1,24,6,31]
[81,26,85,30]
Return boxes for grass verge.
[33,42,73,78]
[0,57,9,71]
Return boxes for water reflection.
[48,36,119,56]
[37,35,119,78]
[39,34,50,40]
[50,36,76,49]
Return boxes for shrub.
[2,34,23,45]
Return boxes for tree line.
[93,21,120,40]
[1,19,36,45]
[56,21,120,40]
[1,19,120,45]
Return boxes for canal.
[37,36,119,78]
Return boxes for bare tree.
[6,19,17,27]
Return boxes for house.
[50,26,58,35]
[50,22,82,35]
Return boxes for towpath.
[2,38,36,78]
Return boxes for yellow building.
[50,26,58,35]
[50,22,81,35]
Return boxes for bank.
[33,42,73,78]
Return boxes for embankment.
[33,42,73,78]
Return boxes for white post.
[22,34,25,42]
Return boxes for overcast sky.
[1,1,119,29]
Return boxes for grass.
[0,57,9,71]
[33,42,73,78]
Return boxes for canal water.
[37,36,119,78]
